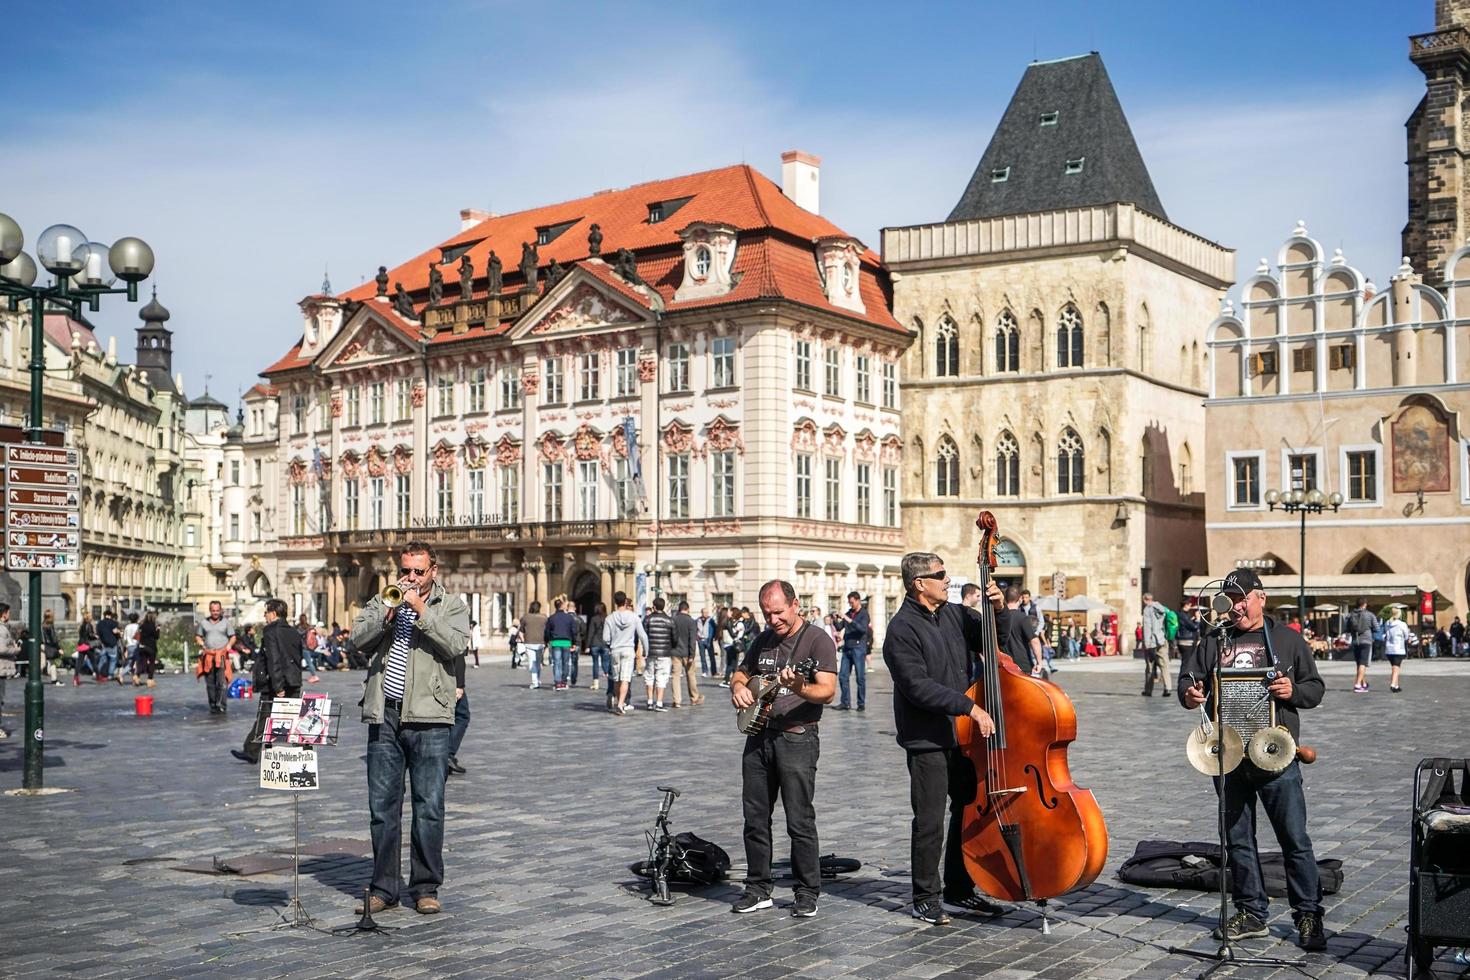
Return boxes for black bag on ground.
[673,832,730,884]
[1117,839,1343,897]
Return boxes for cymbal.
[1247,726,1297,773]
[1186,724,1243,775]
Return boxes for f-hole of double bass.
[1024,764,1059,810]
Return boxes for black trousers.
[907,746,979,905]
[241,686,301,763]
[204,666,228,710]
[448,691,470,759]
[741,728,820,899]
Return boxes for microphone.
[1210,592,1234,616]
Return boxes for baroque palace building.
[883,53,1233,625]
[258,155,911,634]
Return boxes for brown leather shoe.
[415,895,442,914]
[353,894,398,915]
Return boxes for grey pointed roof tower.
[135,286,179,394]
[948,53,1166,222]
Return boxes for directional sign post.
[4,444,81,575]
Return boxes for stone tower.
[1404,0,1470,284]
[135,286,178,393]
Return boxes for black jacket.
[882,596,984,751]
[259,620,304,694]
[1177,615,1323,742]
[672,612,699,658]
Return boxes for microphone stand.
[1168,605,1298,978]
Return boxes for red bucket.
[134,695,154,717]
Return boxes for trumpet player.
[351,541,470,917]
[1177,568,1327,951]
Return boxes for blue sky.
[6,1,1429,405]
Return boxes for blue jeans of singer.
[589,645,610,680]
[1216,760,1322,920]
[550,643,572,685]
[838,644,868,708]
[367,704,450,904]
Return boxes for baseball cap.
[1221,569,1263,596]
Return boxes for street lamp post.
[1264,465,1343,628]
[0,213,154,791]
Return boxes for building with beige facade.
[883,53,1233,626]
[1197,227,1470,619]
[256,156,912,634]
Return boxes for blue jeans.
[367,705,450,904]
[589,645,610,680]
[1217,760,1322,920]
[523,644,544,684]
[838,644,868,708]
[550,643,571,685]
[304,644,319,673]
[699,640,717,675]
[96,645,118,678]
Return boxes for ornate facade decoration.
[494,434,522,466]
[538,430,567,463]
[791,418,818,453]
[705,416,744,455]
[410,382,427,407]
[880,434,902,465]
[392,444,413,475]
[854,429,877,462]
[464,436,489,470]
[340,450,362,481]
[330,394,343,418]
[573,424,603,461]
[533,283,639,335]
[638,355,657,382]
[365,445,388,477]
[431,439,458,472]
[611,424,630,459]
[662,420,695,455]
[522,370,540,395]
[821,423,848,457]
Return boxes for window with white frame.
[499,464,519,522]
[1281,448,1324,492]
[1227,451,1264,509]
[543,358,564,404]
[614,457,636,517]
[795,340,813,391]
[543,463,562,521]
[369,382,385,425]
[345,385,361,427]
[251,511,262,542]
[344,480,360,530]
[436,470,453,521]
[825,457,841,521]
[395,379,412,420]
[229,513,240,541]
[467,468,486,520]
[667,453,690,518]
[370,476,385,529]
[856,463,872,524]
[292,394,306,432]
[711,337,735,388]
[1341,446,1380,505]
[578,352,600,401]
[883,466,898,526]
[667,343,690,392]
[436,374,455,416]
[795,453,813,518]
[711,450,735,517]
[291,484,306,534]
[500,365,522,409]
[824,345,841,396]
[616,348,638,396]
[882,361,896,409]
[578,460,598,519]
[856,354,871,403]
[395,473,411,525]
[467,367,487,413]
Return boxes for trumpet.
[381,584,405,608]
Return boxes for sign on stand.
[3,444,82,573]
[259,745,320,791]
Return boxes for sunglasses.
[398,566,432,577]
[915,570,949,581]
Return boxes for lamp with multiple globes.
[1266,470,1344,634]
[0,211,155,793]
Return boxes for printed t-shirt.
[739,624,838,729]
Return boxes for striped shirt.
[382,605,419,701]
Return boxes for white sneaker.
[620,703,634,714]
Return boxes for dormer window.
[646,196,691,225]
[812,235,866,315]
[1064,157,1085,175]
[533,219,578,247]
[674,221,738,304]
[693,246,712,279]
[536,228,551,245]
[991,167,1010,183]
[841,264,854,295]
[648,203,664,223]
[1040,111,1059,126]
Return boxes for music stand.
[1168,616,1298,978]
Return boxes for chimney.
[460,208,495,232]
[781,150,821,214]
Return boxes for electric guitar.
[736,657,819,735]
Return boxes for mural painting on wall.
[1391,403,1451,493]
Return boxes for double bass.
[955,510,1108,914]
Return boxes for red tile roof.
[266,162,902,377]
[43,313,98,352]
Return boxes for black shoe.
[230,749,256,765]
[1161,690,1171,696]
[911,900,950,925]
[1211,910,1268,941]
[446,756,466,775]
[943,893,1006,916]
[1140,691,1152,697]
[1296,912,1327,951]
[856,705,865,712]
[832,704,850,711]
[731,891,773,913]
[791,894,818,918]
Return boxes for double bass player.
[882,551,1007,924]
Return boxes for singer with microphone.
[1178,569,1327,951]
[351,541,470,917]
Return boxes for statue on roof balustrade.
[427,263,444,306]
[520,242,539,292]
[486,250,503,297]
[458,253,474,300]
[393,283,416,320]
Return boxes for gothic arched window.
[995,310,1020,373]
[995,431,1020,496]
[1057,427,1085,494]
[1057,305,1083,368]
[935,436,959,497]
[935,316,960,377]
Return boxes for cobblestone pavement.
[1,655,1466,979]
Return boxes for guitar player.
[728,580,837,919]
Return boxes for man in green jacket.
[352,541,469,917]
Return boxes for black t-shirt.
[97,618,120,647]
[740,624,838,728]
[1001,609,1036,672]
[1222,628,1270,670]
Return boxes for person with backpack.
[1347,598,1379,693]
